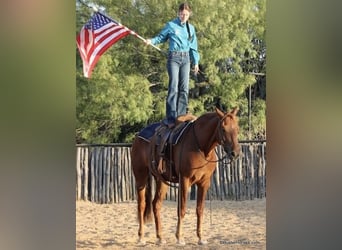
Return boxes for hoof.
[177,239,186,245]
[137,239,146,246]
[198,239,208,245]
[157,238,166,245]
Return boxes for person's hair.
[178,3,193,41]
[178,3,191,12]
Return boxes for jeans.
[166,52,190,124]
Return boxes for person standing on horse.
[146,3,200,128]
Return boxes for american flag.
[76,12,131,78]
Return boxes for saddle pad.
[171,121,193,145]
[137,121,194,144]
[137,122,161,142]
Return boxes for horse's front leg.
[196,181,210,245]
[153,180,167,244]
[176,177,190,245]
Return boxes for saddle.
[150,114,197,181]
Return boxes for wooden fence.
[76,142,266,203]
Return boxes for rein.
[192,116,232,164]
[191,114,232,226]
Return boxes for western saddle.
[150,113,197,180]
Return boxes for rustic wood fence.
[76,141,266,203]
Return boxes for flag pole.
[109,16,164,53]
[78,0,165,54]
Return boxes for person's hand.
[194,64,199,75]
[145,39,152,45]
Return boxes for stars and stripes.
[76,12,131,78]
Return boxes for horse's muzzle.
[223,144,240,161]
[230,151,239,160]
[226,147,240,161]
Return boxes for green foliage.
[76,53,153,143]
[76,0,266,142]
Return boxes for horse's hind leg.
[136,183,147,244]
[152,179,168,244]
[132,160,151,243]
[132,138,153,245]
[135,170,153,245]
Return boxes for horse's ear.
[215,107,225,117]
[231,107,239,116]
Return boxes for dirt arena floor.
[76,198,266,249]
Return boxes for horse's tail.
[144,172,153,223]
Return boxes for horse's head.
[215,107,241,160]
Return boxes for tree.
[76,0,266,142]
[190,0,266,139]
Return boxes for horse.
[131,107,240,245]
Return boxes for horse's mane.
[196,112,217,122]
[196,110,239,124]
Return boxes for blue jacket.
[151,17,200,65]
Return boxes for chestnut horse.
[131,107,240,245]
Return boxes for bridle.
[192,113,234,164]
[216,116,230,149]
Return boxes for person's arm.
[189,25,200,74]
[146,23,170,46]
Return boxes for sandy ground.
[76,199,266,250]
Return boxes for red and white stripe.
[76,20,131,78]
